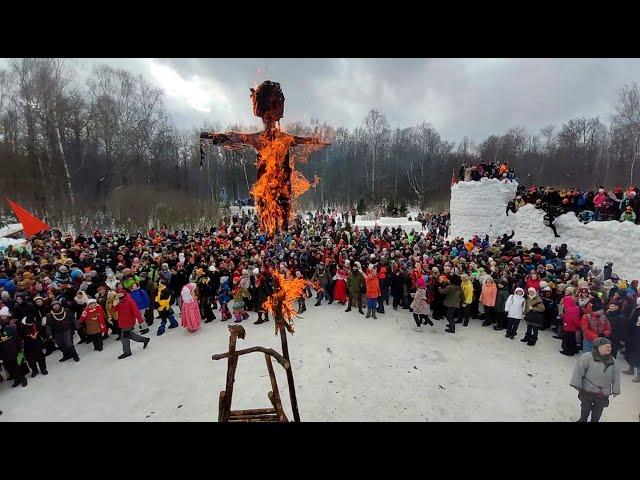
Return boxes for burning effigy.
[203,81,329,422]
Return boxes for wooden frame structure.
[212,325,291,422]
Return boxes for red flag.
[5,198,50,237]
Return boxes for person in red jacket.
[581,308,611,354]
[524,273,541,293]
[113,288,150,359]
[593,186,607,221]
[560,295,581,356]
[79,298,107,352]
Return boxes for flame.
[263,270,309,335]
[249,130,322,236]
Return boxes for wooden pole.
[276,300,300,422]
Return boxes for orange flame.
[263,270,309,335]
[249,131,322,236]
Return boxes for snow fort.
[449,177,640,282]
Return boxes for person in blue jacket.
[130,282,151,335]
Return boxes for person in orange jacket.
[479,278,498,327]
[365,266,381,319]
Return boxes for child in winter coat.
[231,277,251,323]
[504,287,526,339]
[410,277,433,328]
[218,276,232,321]
[560,295,581,356]
[79,298,107,351]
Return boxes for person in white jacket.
[504,287,526,339]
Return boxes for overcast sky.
[4,58,640,142]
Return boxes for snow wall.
[449,177,640,282]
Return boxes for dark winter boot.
[527,339,536,347]
[372,311,377,319]
[520,336,530,343]
[12,379,21,388]
[413,314,422,327]
[358,308,365,315]
[345,306,352,312]
[31,369,38,378]
[315,300,321,306]
[423,316,434,326]
[365,308,371,318]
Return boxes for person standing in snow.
[439,275,462,334]
[180,281,202,333]
[504,287,526,339]
[492,280,510,331]
[46,300,79,363]
[130,282,151,335]
[559,295,581,356]
[364,266,381,319]
[78,298,107,352]
[410,277,433,327]
[19,313,48,377]
[521,287,546,346]
[113,288,149,359]
[479,278,498,327]
[155,278,178,335]
[570,337,620,422]
[0,307,29,387]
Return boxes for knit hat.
[593,337,612,348]
[0,306,10,317]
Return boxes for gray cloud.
[3,58,640,142]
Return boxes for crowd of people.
[0,208,637,421]
[459,161,517,183]
[506,184,640,225]
[459,160,640,226]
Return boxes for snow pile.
[449,179,640,281]
[449,178,518,240]
[0,223,23,239]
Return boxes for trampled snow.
[1,304,638,422]
[449,178,640,281]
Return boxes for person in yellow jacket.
[155,279,178,336]
[460,274,474,327]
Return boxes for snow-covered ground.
[450,178,640,281]
[2,304,638,422]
